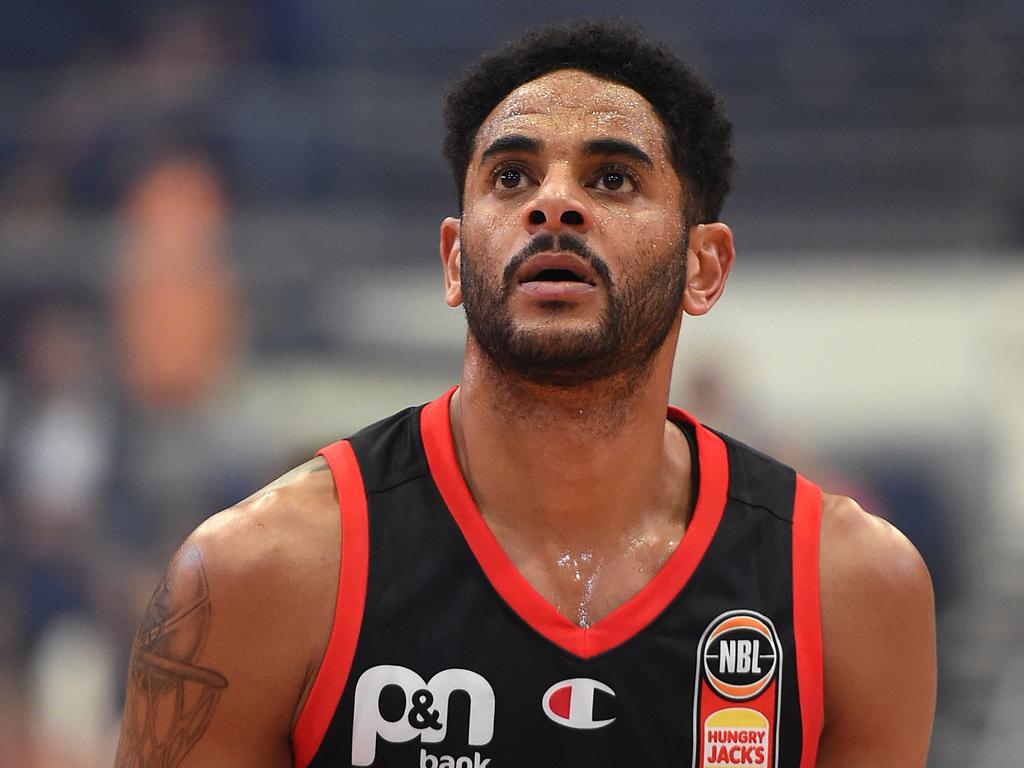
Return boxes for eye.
[499,169,523,188]
[591,167,637,193]
[493,165,531,191]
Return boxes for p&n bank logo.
[352,665,495,766]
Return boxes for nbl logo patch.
[693,611,782,768]
[703,613,778,702]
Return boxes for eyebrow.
[478,134,655,171]
[479,134,541,164]
[581,138,654,170]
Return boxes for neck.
[450,333,692,553]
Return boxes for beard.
[460,229,688,388]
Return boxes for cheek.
[636,204,682,236]
[606,210,683,261]
[463,205,522,255]
[463,190,493,222]
[460,219,507,280]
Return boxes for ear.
[682,222,735,317]
[439,216,462,307]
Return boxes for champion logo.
[541,678,616,730]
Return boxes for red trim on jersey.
[792,474,824,768]
[420,387,729,660]
[292,441,370,768]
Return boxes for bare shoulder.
[816,493,936,767]
[185,456,341,659]
[188,454,342,710]
[116,457,340,768]
[197,455,340,587]
[819,492,932,598]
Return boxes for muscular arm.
[816,495,936,767]
[115,458,339,768]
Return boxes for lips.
[516,252,599,286]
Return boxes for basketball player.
[115,20,935,768]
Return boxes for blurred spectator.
[109,153,247,557]
[0,298,116,766]
[26,614,118,767]
[1,300,113,652]
[113,155,240,412]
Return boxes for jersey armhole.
[790,475,823,768]
[292,440,370,768]
[793,474,824,768]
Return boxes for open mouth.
[517,253,599,286]
[527,268,592,283]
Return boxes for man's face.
[454,69,689,387]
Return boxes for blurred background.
[0,1,1022,765]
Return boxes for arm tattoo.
[116,545,229,767]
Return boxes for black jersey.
[292,388,823,768]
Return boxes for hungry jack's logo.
[693,611,782,768]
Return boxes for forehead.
[473,69,670,160]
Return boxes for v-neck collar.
[419,386,729,660]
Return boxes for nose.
[523,171,593,235]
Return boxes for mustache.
[502,233,612,287]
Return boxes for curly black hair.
[443,18,735,223]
